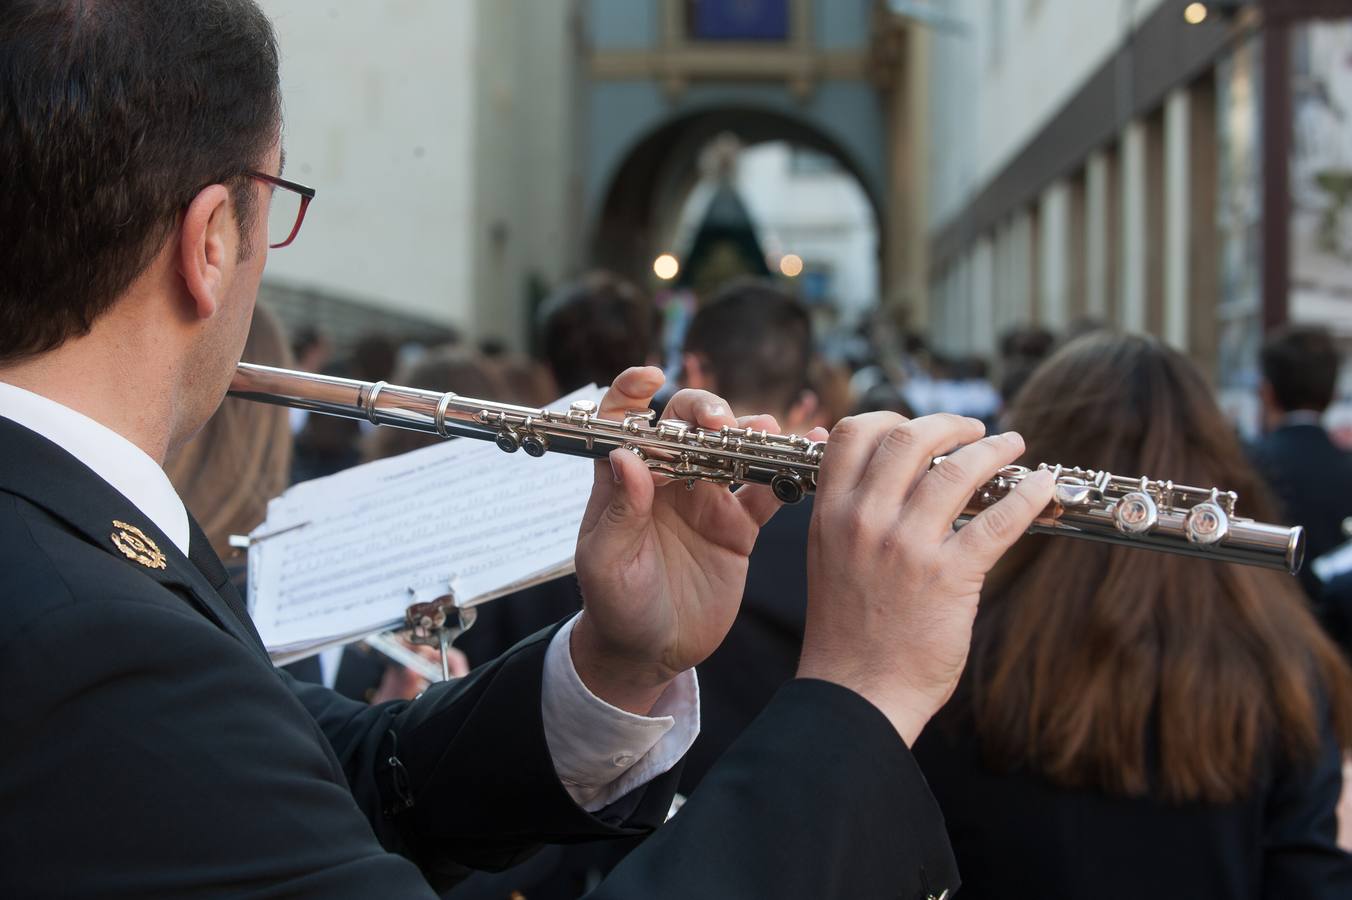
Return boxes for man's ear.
[177,184,235,320]
[682,352,714,392]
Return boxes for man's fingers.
[950,468,1055,570]
[666,388,739,431]
[814,411,907,497]
[581,447,656,538]
[597,366,665,419]
[601,447,655,522]
[854,414,986,516]
[731,420,821,526]
[733,484,782,528]
[735,412,782,434]
[904,431,1026,535]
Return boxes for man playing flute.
[0,2,1053,897]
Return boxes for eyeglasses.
[248,171,316,249]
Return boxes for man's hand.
[571,366,826,715]
[797,412,1055,745]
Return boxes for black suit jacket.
[0,414,959,899]
[1250,424,1352,583]
[913,692,1352,899]
[1250,423,1352,645]
[681,497,813,793]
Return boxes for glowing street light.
[1183,2,1208,24]
[778,253,803,278]
[653,253,680,281]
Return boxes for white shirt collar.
[0,380,190,556]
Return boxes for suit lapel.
[0,415,269,659]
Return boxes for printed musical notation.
[248,387,599,662]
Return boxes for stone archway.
[587,105,887,290]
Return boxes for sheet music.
[248,386,599,660]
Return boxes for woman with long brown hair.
[913,332,1352,898]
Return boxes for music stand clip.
[404,590,477,681]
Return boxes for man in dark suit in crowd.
[0,2,1056,897]
[676,280,822,791]
[453,282,825,898]
[456,272,656,669]
[1250,325,1352,648]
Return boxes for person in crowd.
[997,323,1058,410]
[286,323,331,434]
[495,352,558,406]
[0,3,1057,897]
[167,304,444,702]
[953,356,1001,427]
[806,354,853,430]
[292,332,401,482]
[914,332,1352,898]
[165,302,294,563]
[362,345,507,461]
[456,275,656,669]
[1250,324,1352,648]
[998,323,1056,362]
[291,324,333,374]
[536,271,653,394]
[674,279,821,791]
[454,281,832,899]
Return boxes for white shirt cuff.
[541,614,700,813]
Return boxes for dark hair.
[971,333,1352,803]
[0,0,281,363]
[1261,324,1340,413]
[538,272,651,393]
[683,279,812,415]
[998,324,1056,362]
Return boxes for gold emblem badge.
[111,520,167,570]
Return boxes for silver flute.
[229,363,1305,574]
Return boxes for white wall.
[257,1,478,328]
[470,0,578,343]
[927,0,1167,230]
[255,1,578,343]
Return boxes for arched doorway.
[588,105,885,316]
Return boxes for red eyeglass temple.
[270,195,312,249]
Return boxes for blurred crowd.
[173,275,1352,898]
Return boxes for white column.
[1085,151,1110,320]
[1010,209,1034,326]
[1163,89,1191,349]
[1119,121,1147,333]
[971,236,996,355]
[932,268,953,351]
[1038,181,1070,329]
[957,252,975,353]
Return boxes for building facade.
[255,0,580,348]
[924,0,1352,432]
[255,0,934,350]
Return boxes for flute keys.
[494,429,520,453]
[520,433,549,458]
[1113,491,1159,534]
[770,472,806,505]
[622,408,656,432]
[1185,501,1230,546]
[1053,477,1094,507]
[658,419,690,441]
